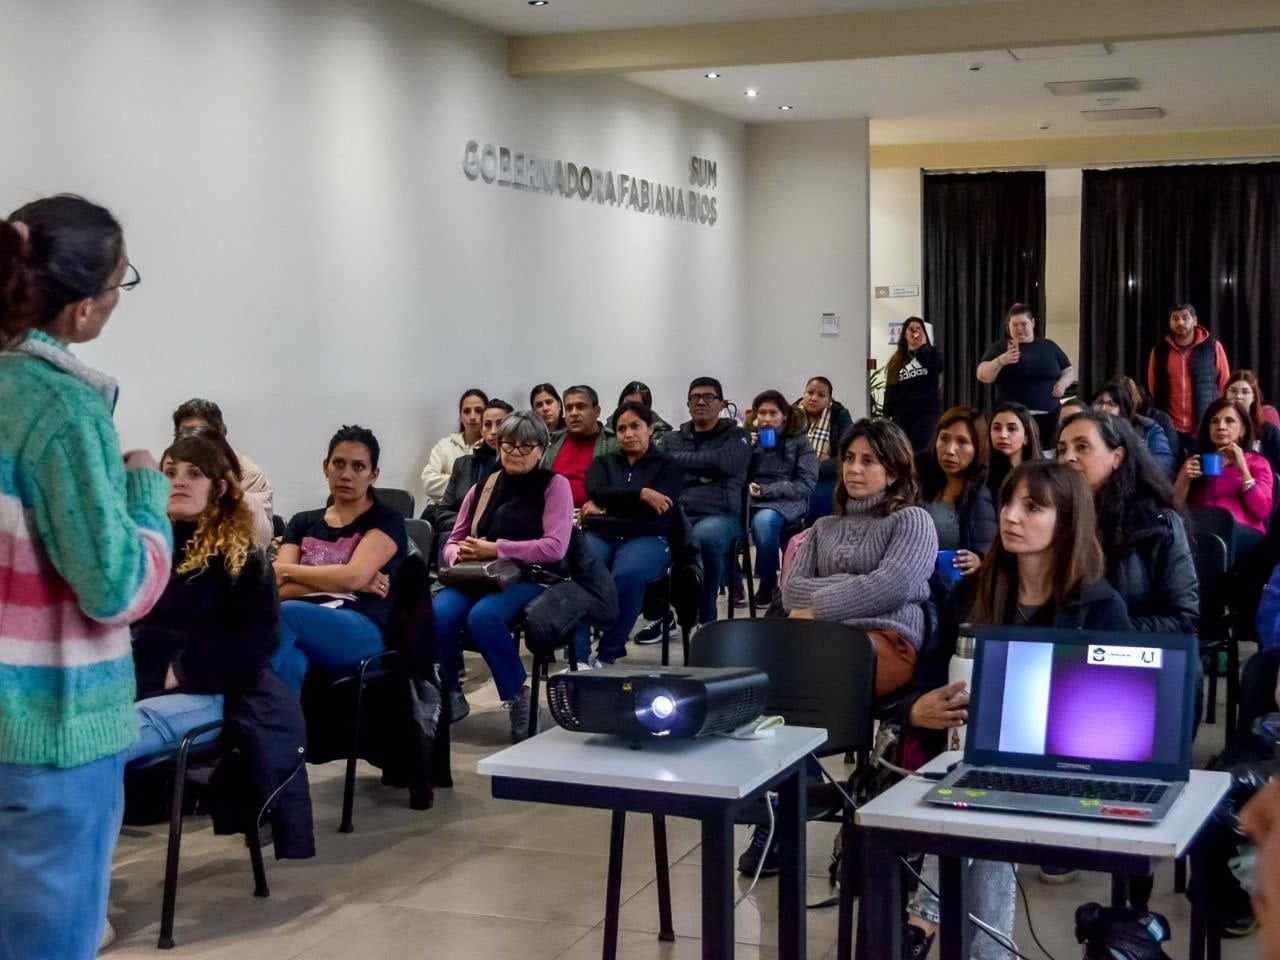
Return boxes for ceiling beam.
[507,0,1280,76]
[870,127,1280,170]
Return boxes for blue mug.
[1201,452,1223,477]
[758,426,778,449]
[935,549,964,587]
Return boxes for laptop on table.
[924,627,1196,824]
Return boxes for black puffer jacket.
[524,527,620,656]
[750,434,818,524]
[660,419,752,520]
[1105,508,1199,635]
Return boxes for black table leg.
[653,814,675,942]
[776,765,808,960]
[1110,873,1129,908]
[939,856,964,960]
[837,816,855,960]
[701,806,735,960]
[603,810,625,960]
[855,831,903,960]
[1189,839,1221,960]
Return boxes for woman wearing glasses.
[1,196,169,959]
[433,411,574,742]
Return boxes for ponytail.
[0,195,124,348]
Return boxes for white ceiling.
[422,0,995,36]
[620,33,1280,143]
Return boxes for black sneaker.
[737,824,779,878]
[450,690,470,722]
[903,923,935,959]
[634,613,672,645]
[508,687,531,743]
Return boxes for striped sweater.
[0,330,172,768]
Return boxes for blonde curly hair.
[163,430,257,578]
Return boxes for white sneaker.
[99,920,116,953]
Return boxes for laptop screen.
[965,628,1194,779]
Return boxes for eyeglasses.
[687,394,722,408]
[499,441,540,455]
[107,262,141,293]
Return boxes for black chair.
[1192,529,1239,736]
[686,619,879,960]
[376,487,415,518]
[271,514,286,539]
[404,517,434,560]
[726,480,758,620]
[525,617,581,738]
[1187,505,1238,567]
[126,721,269,949]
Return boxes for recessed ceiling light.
[744,88,759,98]
[778,105,794,111]
[527,1,548,6]
[704,71,720,79]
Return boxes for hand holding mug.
[954,549,982,576]
[1180,455,1203,481]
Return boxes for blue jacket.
[1260,563,1280,651]
[1135,415,1177,478]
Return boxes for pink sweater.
[1192,451,1274,533]
[442,473,574,568]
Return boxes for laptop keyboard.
[953,771,1167,805]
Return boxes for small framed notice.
[819,312,839,336]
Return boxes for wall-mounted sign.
[462,141,718,227]
[874,283,921,299]
[819,312,839,337]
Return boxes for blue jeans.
[585,534,671,661]
[690,515,744,623]
[127,693,225,763]
[271,601,386,692]
[433,582,545,701]
[0,751,126,960]
[750,508,787,596]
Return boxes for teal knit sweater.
[0,330,172,767]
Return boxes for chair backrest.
[688,619,876,755]
[1187,505,1237,564]
[377,487,415,518]
[1190,530,1229,621]
[271,514,286,538]
[404,518,434,559]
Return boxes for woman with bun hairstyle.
[1,196,172,959]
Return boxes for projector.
[546,666,768,740]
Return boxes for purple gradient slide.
[1044,660,1157,762]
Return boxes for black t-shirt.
[886,344,944,414]
[980,337,1070,413]
[284,501,408,629]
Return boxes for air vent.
[1046,77,1139,96]
[1008,43,1110,61]
[1082,107,1166,121]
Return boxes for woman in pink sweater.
[1176,398,1274,552]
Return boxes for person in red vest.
[1146,302,1230,459]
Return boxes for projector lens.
[650,695,675,720]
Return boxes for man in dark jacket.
[660,376,753,623]
[1146,303,1230,458]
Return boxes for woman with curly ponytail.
[2,196,171,959]
[128,430,278,762]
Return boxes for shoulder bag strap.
[470,472,502,538]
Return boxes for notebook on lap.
[923,627,1196,824]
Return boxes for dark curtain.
[1080,162,1280,403]
[923,170,1046,412]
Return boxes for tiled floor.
[104,624,1256,959]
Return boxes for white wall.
[744,120,871,417]
[0,0,747,514]
[869,165,923,372]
